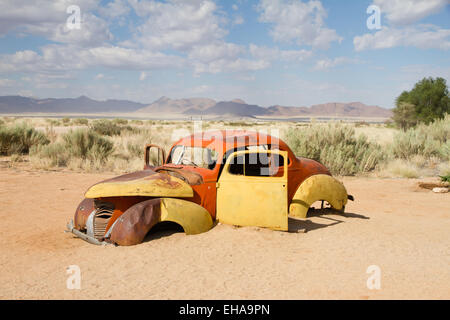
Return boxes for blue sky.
[0,0,449,109]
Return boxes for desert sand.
[0,167,449,300]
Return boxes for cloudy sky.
[0,0,449,108]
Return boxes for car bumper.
[65,219,112,246]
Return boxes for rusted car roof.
[172,129,294,159]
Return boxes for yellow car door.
[216,149,288,231]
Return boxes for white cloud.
[354,1,449,51]
[188,42,244,64]
[0,45,185,74]
[126,0,264,75]
[139,72,147,81]
[0,0,111,47]
[373,0,448,25]
[191,84,210,94]
[257,0,342,49]
[0,79,16,87]
[189,43,312,75]
[233,15,244,25]
[249,44,313,62]
[354,25,450,51]
[128,0,226,51]
[98,0,130,19]
[192,58,269,75]
[0,0,339,92]
[50,13,113,47]
[314,57,361,70]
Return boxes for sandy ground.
[0,167,449,300]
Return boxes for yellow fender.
[85,173,193,199]
[289,174,348,219]
[160,198,213,235]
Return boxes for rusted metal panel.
[156,167,204,185]
[145,144,166,168]
[109,199,162,246]
[74,198,95,230]
[84,172,193,199]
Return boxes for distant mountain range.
[0,95,146,113]
[137,97,392,118]
[0,95,392,118]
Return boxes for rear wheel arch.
[289,174,348,219]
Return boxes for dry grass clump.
[72,118,89,126]
[391,114,449,161]
[0,122,49,155]
[30,129,114,168]
[29,124,174,173]
[285,122,386,175]
[377,157,423,179]
[285,117,449,178]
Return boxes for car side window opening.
[228,152,284,177]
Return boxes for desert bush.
[45,118,61,126]
[73,118,89,125]
[31,142,70,167]
[112,118,128,125]
[62,117,71,124]
[111,129,153,159]
[62,129,114,161]
[285,122,386,175]
[391,114,449,160]
[126,140,145,158]
[0,123,49,155]
[31,129,114,167]
[90,119,137,136]
[130,119,144,125]
[90,119,123,136]
[379,159,421,178]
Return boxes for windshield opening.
[168,145,218,170]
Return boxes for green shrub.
[73,118,89,125]
[31,142,70,167]
[90,120,123,136]
[285,122,386,175]
[112,118,128,125]
[90,119,138,136]
[126,141,144,158]
[62,129,114,161]
[130,119,144,125]
[391,114,449,160]
[0,123,49,155]
[31,129,114,167]
[45,118,61,126]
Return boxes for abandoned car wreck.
[66,130,352,246]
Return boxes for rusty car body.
[66,130,352,246]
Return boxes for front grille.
[93,201,114,239]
